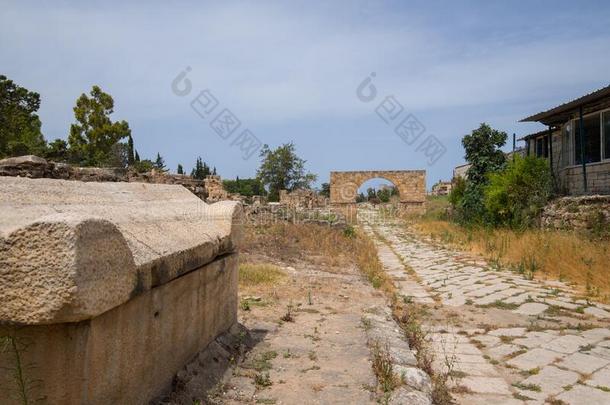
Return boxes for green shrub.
[484,156,552,228]
[448,176,465,207]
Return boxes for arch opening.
[356,177,399,204]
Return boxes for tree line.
[1,74,319,200]
[0,75,219,177]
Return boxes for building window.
[603,111,610,159]
[535,135,549,158]
[574,113,601,164]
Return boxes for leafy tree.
[320,182,330,198]
[0,75,46,158]
[448,176,466,207]
[45,139,69,162]
[356,192,366,203]
[154,152,166,171]
[68,85,131,166]
[105,142,130,168]
[457,123,507,224]
[132,159,154,173]
[366,187,376,200]
[484,156,553,228]
[256,142,317,201]
[177,163,184,175]
[190,156,211,180]
[223,177,266,196]
[377,187,391,203]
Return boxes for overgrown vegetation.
[223,177,266,197]
[256,142,317,201]
[453,123,507,224]
[484,155,553,228]
[415,219,610,301]
[394,303,454,405]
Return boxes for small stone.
[557,383,610,405]
[489,327,527,337]
[394,365,431,393]
[587,366,610,389]
[488,344,524,359]
[460,376,511,395]
[556,352,610,374]
[388,387,431,405]
[512,331,557,349]
[542,335,588,354]
[584,307,610,319]
[521,365,579,396]
[582,328,610,343]
[506,348,561,370]
[514,302,548,316]
[471,335,501,348]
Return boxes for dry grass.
[242,223,396,296]
[239,263,286,287]
[352,231,396,297]
[242,223,359,268]
[415,220,610,301]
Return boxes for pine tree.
[127,134,135,165]
[177,163,184,175]
[135,150,140,162]
[154,152,166,171]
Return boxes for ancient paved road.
[360,208,610,405]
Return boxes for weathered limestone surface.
[0,177,241,404]
[0,176,241,324]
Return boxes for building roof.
[520,84,610,125]
[517,128,559,141]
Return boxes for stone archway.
[330,170,426,214]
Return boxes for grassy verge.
[411,195,610,302]
[415,219,610,301]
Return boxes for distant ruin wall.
[0,177,242,404]
[0,155,212,200]
[279,189,328,209]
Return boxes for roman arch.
[330,170,426,214]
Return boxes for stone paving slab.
[556,384,610,405]
[360,210,610,405]
[556,352,610,375]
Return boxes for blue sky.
[2,1,610,189]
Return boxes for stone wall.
[204,174,229,202]
[541,195,610,231]
[279,188,328,209]
[0,177,242,404]
[559,161,610,196]
[0,155,211,200]
[329,170,426,214]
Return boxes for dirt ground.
[162,223,404,405]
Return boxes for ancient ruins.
[0,177,242,404]
[330,170,426,213]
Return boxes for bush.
[484,156,552,228]
[448,176,464,205]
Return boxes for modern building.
[520,85,610,195]
[453,163,471,180]
[430,181,453,196]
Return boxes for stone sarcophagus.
[0,177,242,404]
